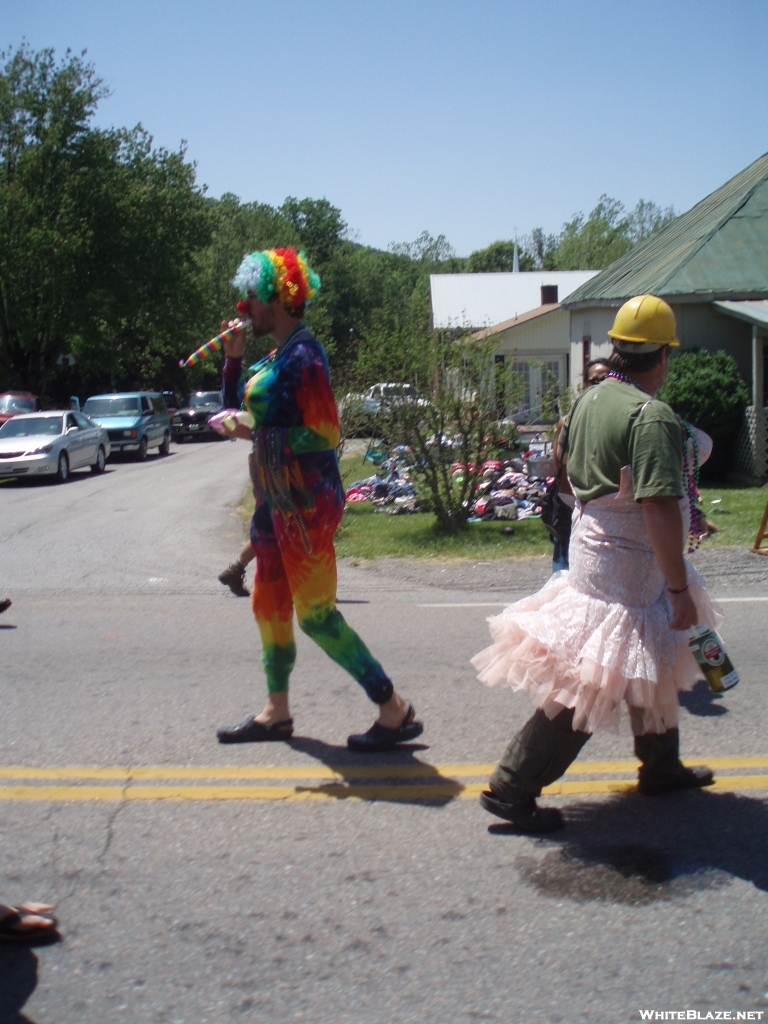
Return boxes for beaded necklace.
[679,419,703,553]
[606,369,651,395]
[606,371,703,552]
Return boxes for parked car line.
[0,411,110,482]
[82,392,171,459]
[172,391,224,442]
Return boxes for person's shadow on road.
[0,946,38,1023]
[287,736,462,807]
[490,788,768,902]
[678,678,728,717]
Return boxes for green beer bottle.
[688,624,739,693]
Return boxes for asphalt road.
[1,441,767,1024]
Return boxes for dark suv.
[172,391,224,442]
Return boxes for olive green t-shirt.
[563,378,683,503]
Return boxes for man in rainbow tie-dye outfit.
[216,248,423,752]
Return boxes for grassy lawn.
[335,503,551,560]
[337,452,552,559]
[235,453,767,561]
[698,484,768,548]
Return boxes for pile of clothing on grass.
[344,445,424,514]
[344,438,554,521]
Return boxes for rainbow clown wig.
[232,247,320,311]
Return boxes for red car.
[0,393,41,427]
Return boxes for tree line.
[0,44,674,405]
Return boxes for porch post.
[753,325,767,480]
[753,324,764,408]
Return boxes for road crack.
[53,769,133,913]
[97,769,132,865]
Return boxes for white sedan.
[0,410,111,482]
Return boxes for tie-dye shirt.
[244,325,343,512]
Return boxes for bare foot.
[15,904,56,931]
[375,691,410,728]
[254,691,291,726]
[0,902,57,936]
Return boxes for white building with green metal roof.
[563,152,768,478]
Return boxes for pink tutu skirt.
[472,483,722,735]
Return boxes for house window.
[512,360,531,413]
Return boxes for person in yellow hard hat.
[472,295,719,833]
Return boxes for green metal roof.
[564,152,768,306]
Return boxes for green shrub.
[658,349,749,478]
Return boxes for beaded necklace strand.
[606,371,703,553]
[606,369,651,395]
[679,419,703,553]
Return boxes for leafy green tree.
[551,195,633,270]
[548,196,675,271]
[350,301,431,389]
[279,196,346,265]
[0,44,210,401]
[525,227,559,269]
[657,349,749,479]
[78,131,210,395]
[389,230,456,265]
[626,198,675,244]
[466,240,534,273]
[0,45,108,393]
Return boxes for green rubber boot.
[482,708,591,833]
[634,728,714,795]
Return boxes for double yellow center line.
[0,757,767,802]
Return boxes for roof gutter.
[565,290,768,311]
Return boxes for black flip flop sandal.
[0,904,59,944]
[347,704,424,753]
[217,716,294,743]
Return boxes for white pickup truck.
[344,382,425,418]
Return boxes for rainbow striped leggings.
[249,497,394,704]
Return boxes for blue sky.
[4,0,767,255]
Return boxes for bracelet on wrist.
[667,584,688,594]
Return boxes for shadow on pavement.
[287,736,461,807]
[679,678,728,716]
[10,470,103,488]
[490,789,768,903]
[0,946,38,1023]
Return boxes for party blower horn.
[178,302,251,369]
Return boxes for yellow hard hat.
[608,294,679,352]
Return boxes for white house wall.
[674,303,753,382]
[490,308,571,414]
[569,307,617,389]
[493,308,571,358]
[568,303,755,390]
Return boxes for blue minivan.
[82,392,171,460]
